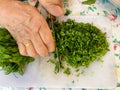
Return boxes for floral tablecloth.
[0,0,120,90]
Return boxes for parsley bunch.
[53,19,109,68]
[0,28,34,75]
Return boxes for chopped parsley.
[52,19,109,69]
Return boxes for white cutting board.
[0,16,117,89]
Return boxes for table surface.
[0,0,120,90]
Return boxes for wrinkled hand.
[0,0,63,57]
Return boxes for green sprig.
[0,28,34,75]
[82,0,96,5]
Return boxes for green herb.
[64,9,72,16]
[82,0,96,5]
[100,59,104,63]
[76,69,80,72]
[0,28,34,75]
[48,59,61,73]
[76,73,80,77]
[63,67,71,75]
[47,14,62,74]
[35,0,39,8]
[52,19,109,69]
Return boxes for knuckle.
[37,49,48,57]
[27,5,38,12]
[24,15,33,25]
[19,51,26,56]
[49,46,55,52]
[28,52,38,57]
[29,54,37,57]
[40,52,49,57]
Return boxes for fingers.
[39,0,64,16]
[39,18,55,52]
[17,23,53,57]
[17,42,27,56]
[17,41,39,57]
[24,40,39,57]
[24,14,55,53]
[31,33,49,56]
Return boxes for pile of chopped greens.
[0,28,34,75]
[52,19,109,70]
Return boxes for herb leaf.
[82,0,96,5]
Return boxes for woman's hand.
[0,0,63,57]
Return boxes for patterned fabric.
[0,0,120,90]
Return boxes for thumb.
[39,0,64,16]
